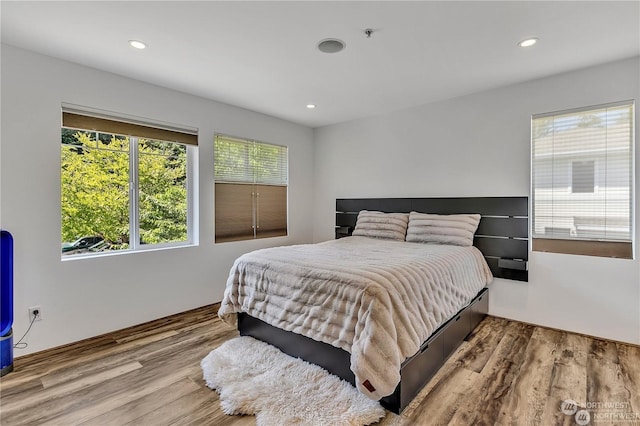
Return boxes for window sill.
[532,238,632,259]
[61,242,197,261]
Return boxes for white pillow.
[406,211,481,246]
[352,210,409,241]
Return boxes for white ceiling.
[2,1,639,128]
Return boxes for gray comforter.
[218,236,492,399]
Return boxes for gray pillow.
[352,210,409,241]
[406,211,481,246]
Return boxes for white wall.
[0,45,315,355]
[313,56,640,345]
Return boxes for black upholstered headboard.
[335,197,529,282]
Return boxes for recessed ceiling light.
[518,38,538,48]
[318,38,345,53]
[306,104,316,109]
[129,40,147,50]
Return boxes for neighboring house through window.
[61,108,197,257]
[214,134,288,243]
[571,160,595,194]
[531,100,634,258]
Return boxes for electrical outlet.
[28,306,43,322]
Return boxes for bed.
[219,196,529,414]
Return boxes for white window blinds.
[531,100,634,258]
[214,134,288,185]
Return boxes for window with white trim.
[214,134,288,243]
[61,110,197,257]
[531,100,634,258]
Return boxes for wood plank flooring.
[1,305,638,425]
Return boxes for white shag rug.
[201,336,386,426]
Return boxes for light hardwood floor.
[1,305,638,425]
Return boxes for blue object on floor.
[1,230,14,376]
[0,329,13,376]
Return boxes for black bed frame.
[239,196,529,414]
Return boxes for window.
[61,110,197,257]
[531,101,634,258]
[214,134,288,243]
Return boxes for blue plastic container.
[1,230,14,376]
